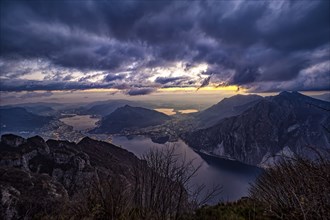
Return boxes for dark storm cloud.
[0,0,329,93]
[78,73,104,82]
[126,87,156,96]
[198,1,267,47]
[0,79,112,92]
[155,76,187,85]
[261,1,330,52]
[230,66,261,85]
[104,74,126,82]
[197,75,212,91]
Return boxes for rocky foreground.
[0,134,152,219]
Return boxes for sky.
[0,0,329,104]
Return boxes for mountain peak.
[78,136,96,145]
[279,91,303,97]
[91,105,170,134]
[186,90,330,166]
[276,91,325,103]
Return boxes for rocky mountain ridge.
[195,94,263,128]
[0,134,143,219]
[184,92,330,167]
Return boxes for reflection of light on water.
[154,108,199,115]
[154,108,176,115]
[60,115,99,131]
[111,135,261,203]
[177,109,198,114]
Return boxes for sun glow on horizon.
[158,85,242,92]
[76,84,242,94]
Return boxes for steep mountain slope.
[195,94,263,128]
[1,104,56,116]
[91,105,170,134]
[311,92,330,102]
[23,105,56,116]
[0,107,53,132]
[0,134,145,219]
[184,92,330,166]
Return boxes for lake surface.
[59,115,262,203]
[60,115,99,131]
[177,109,198,114]
[154,108,176,115]
[111,135,262,203]
[154,108,199,115]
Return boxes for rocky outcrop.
[1,134,26,148]
[0,167,68,220]
[184,92,330,166]
[0,134,145,219]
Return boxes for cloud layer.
[0,0,329,94]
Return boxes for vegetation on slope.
[250,153,330,220]
[183,198,274,220]
[1,134,329,219]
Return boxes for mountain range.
[0,107,53,133]
[1,92,329,168]
[1,105,56,116]
[183,92,330,167]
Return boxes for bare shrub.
[67,170,132,220]
[250,152,330,220]
[133,145,222,220]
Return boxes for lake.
[111,135,262,203]
[154,108,199,115]
[59,115,99,131]
[154,108,176,115]
[60,115,262,203]
[177,109,199,114]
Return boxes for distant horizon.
[1,89,329,109]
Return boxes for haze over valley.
[1,92,329,203]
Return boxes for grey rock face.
[1,134,26,148]
[0,167,69,220]
[27,136,50,155]
[0,134,147,219]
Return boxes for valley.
[111,135,262,202]
[2,92,328,204]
